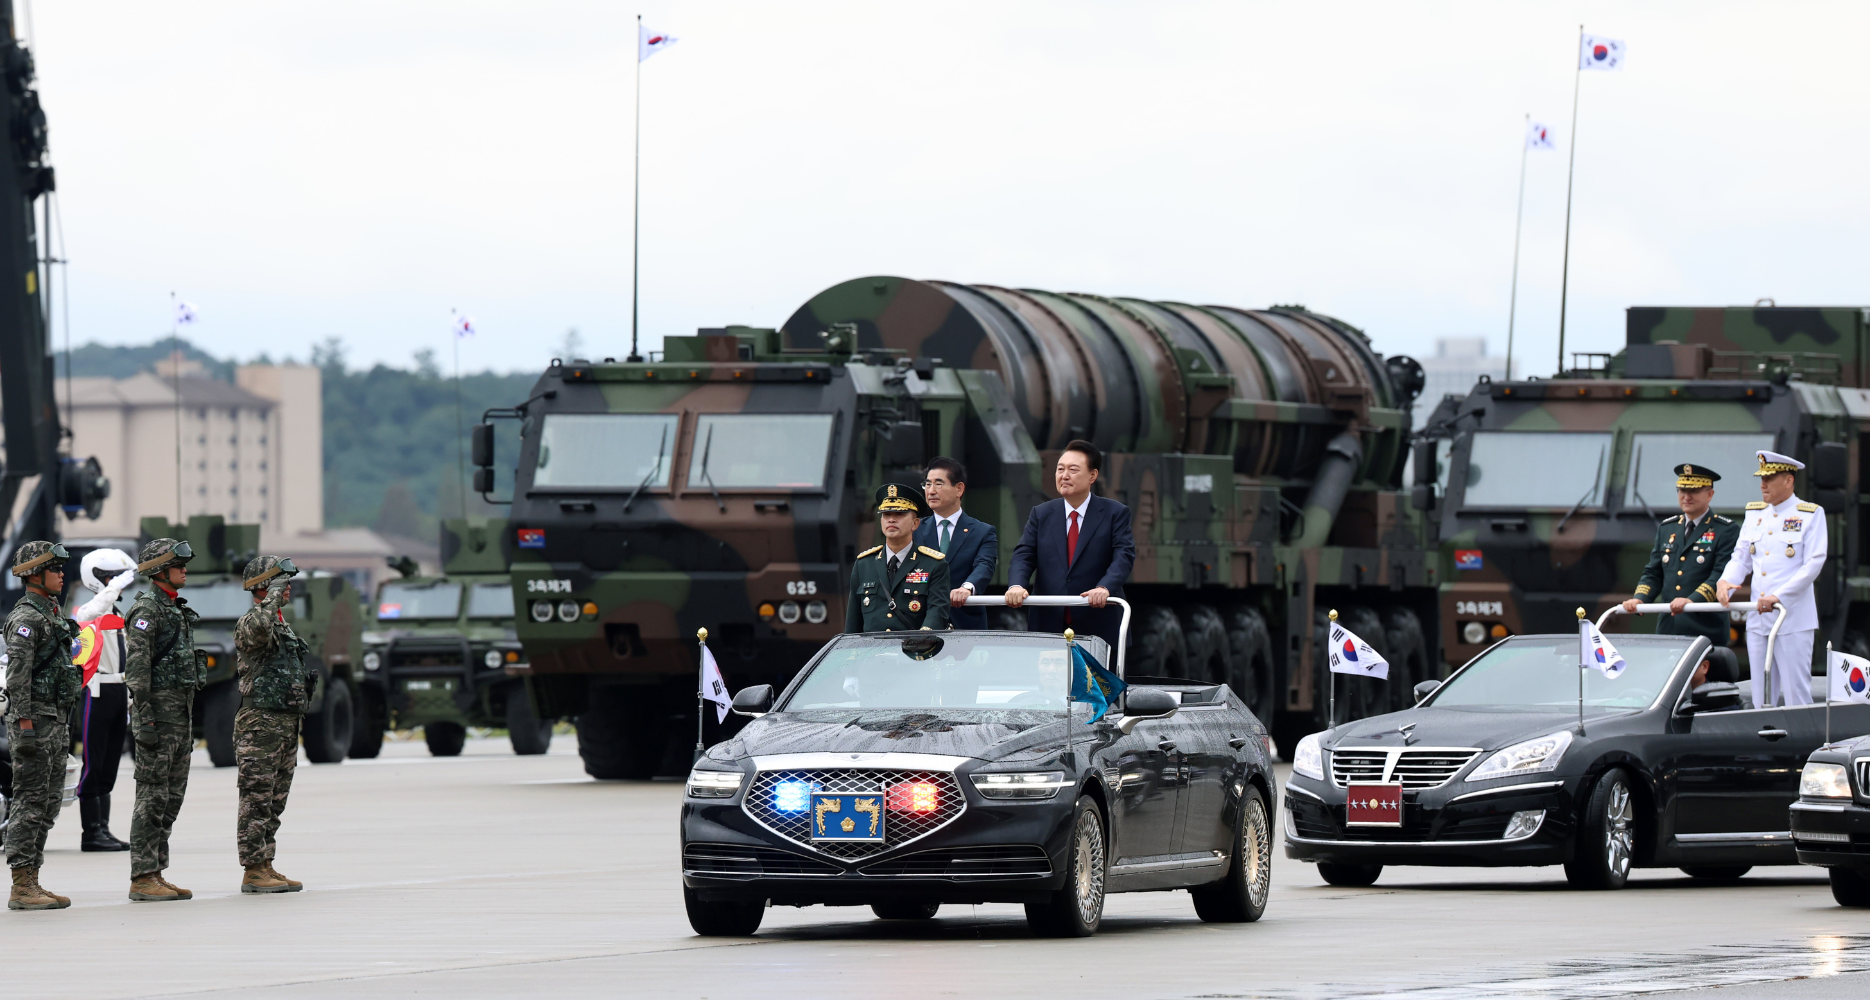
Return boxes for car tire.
[505,684,553,756]
[684,887,764,936]
[1565,768,1636,890]
[1224,607,1277,725]
[1316,862,1382,887]
[1024,796,1106,938]
[1681,866,1750,882]
[1830,866,1870,906]
[200,680,239,768]
[871,901,940,920]
[301,675,353,764]
[424,721,467,757]
[1131,606,1186,678]
[349,685,386,759]
[1179,605,1230,689]
[1192,786,1272,922]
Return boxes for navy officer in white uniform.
[1716,450,1827,707]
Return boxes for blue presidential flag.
[1069,643,1127,724]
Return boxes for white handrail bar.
[1595,602,1787,681]
[963,595,1132,677]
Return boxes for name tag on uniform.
[905,571,929,583]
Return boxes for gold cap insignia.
[887,484,898,498]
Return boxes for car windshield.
[782,633,1083,710]
[533,413,678,490]
[1426,635,1693,713]
[1625,432,1775,511]
[183,580,258,621]
[378,581,463,620]
[687,414,835,490]
[1462,431,1612,508]
[466,583,513,619]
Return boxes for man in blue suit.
[1005,440,1136,652]
[914,458,998,630]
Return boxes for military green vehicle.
[1417,305,1870,672]
[137,516,365,766]
[353,518,548,757]
[474,276,1440,777]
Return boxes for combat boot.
[129,872,182,901]
[263,865,303,891]
[241,864,290,894]
[8,867,66,910]
[156,874,193,899]
[29,870,70,907]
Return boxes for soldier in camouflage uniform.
[4,542,80,910]
[124,537,201,901]
[233,555,311,893]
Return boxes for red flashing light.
[887,781,940,813]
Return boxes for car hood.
[1322,706,1587,755]
[705,709,1072,763]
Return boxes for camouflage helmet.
[137,537,195,577]
[10,540,69,578]
[242,555,299,592]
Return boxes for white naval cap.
[1754,450,1804,476]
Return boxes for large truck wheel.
[1381,608,1430,711]
[1130,606,1186,678]
[1179,605,1229,688]
[576,684,667,780]
[349,685,386,759]
[987,607,1027,631]
[200,680,239,768]
[302,677,353,764]
[1223,607,1277,724]
[424,721,467,756]
[505,683,553,755]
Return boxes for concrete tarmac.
[6,741,1868,999]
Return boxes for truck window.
[467,583,514,619]
[1463,431,1613,508]
[686,414,835,490]
[186,580,261,622]
[378,581,463,620]
[1624,432,1774,511]
[533,413,679,490]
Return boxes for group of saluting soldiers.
[1623,450,1828,708]
[4,537,318,910]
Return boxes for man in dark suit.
[1005,439,1136,651]
[914,458,998,630]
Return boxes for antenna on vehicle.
[1576,607,1587,735]
[1062,628,1076,769]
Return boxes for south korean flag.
[1580,619,1628,679]
[1328,619,1390,681]
[1829,649,1870,704]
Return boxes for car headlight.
[530,599,553,623]
[556,599,580,623]
[804,600,828,624]
[1801,761,1852,799]
[1466,730,1573,781]
[1292,732,1325,781]
[778,600,801,624]
[686,768,744,798]
[362,651,381,671]
[969,771,1067,800]
[483,650,503,669]
[1462,621,1486,645]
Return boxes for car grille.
[858,845,1050,879]
[1329,748,1481,789]
[682,843,840,878]
[744,768,966,860]
[1855,760,1870,797]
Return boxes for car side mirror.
[1413,679,1441,703]
[1118,688,1178,735]
[1412,441,1437,487]
[1684,681,1741,715]
[1410,484,1436,512]
[731,684,774,718]
[471,423,495,468]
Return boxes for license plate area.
[1345,782,1403,827]
[810,791,886,842]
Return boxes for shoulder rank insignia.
[916,546,946,560]
[1746,502,1768,510]
[1715,515,1732,523]
[1797,502,1819,512]
[857,545,883,559]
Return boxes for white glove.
[105,569,136,597]
[74,569,140,622]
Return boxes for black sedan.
[1791,734,1870,906]
[681,629,1276,937]
[1284,631,1870,889]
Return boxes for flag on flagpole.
[1579,618,1628,678]
[174,300,198,325]
[1328,619,1391,680]
[1069,643,1126,724]
[1579,34,1626,71]
[639,23,678,62]
[699,642,730,722]
[1526,121,1556,150]
[1829,648,1870,704]
[451,310,475,338]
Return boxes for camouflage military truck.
[136,516,365,766]
[1418,306,1870,672]
[353,518,548,757]
[475,276,1440,777]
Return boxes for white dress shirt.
[1718,494,1828,633]
[1062,496,1090,548]
[930,511,973,591]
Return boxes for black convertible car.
[1792,733,1870,906]
[1284,629,1870,889]
[680,626,1276,937]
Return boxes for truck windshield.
[687,413,834,490]
[1463,431,1612,508]
[784,634,1077,710]
[185,580,259,621]
[1625,432,1775,510]
[378,581,463,620]
[466,583,513,619]
[1427,635,1691,713]
[533,413,678,490]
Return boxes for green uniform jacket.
[2,591,80,719]
[236,586,315,713]
[1633,511,1740,645]
[845,543,951,633]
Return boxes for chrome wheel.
[1072,808,1107,925]
[1244,795,1271,910]
[1603,780,1633,879]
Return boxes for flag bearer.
[1717,451,1828,707]
[1621,463,1740,647]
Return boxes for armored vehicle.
[1418,306,1870,673]
[477,276,1436,779]
[354,518,547,757]
[136,516,364,765]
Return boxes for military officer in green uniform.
[1621,463,1740,645]
[845,483,951,633]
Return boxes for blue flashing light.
[773,780,812,813]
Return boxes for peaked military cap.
[10,540,68,577]
[1674,463,1720,489]
[137,537,195,576]
[1754,450,1803,476]
[873,482,931,517]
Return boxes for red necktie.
[1067,510,1080,564]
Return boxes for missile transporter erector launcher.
[482,276,1437,778]
[1419,306,1870,676]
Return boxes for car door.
[1166,704,1235,857]
[1106,717,1181,863]
[1668,706,1809,839]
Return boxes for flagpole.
[1327,610,1338,728]
[1505,114,1530,381]
[169,292,182,523]
[1063,628,1076,769]
[1556,25,1583,375]
[628,14,644,363]
[695,627,709,764]
[1825,641,1832,745]
[1576,607,1587,734]
[453,314,466,517]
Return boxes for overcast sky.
[26,0,1870,376]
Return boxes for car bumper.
[1790,799,1870,869]
[1282,775,1577,867]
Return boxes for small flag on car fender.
[1829,649,1870,704]
[1328,620,1390,680]
[1580,619,1627,679]
[699,642,730,723]
[1069,644,1126,724]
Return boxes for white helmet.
[81,547,136,593]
